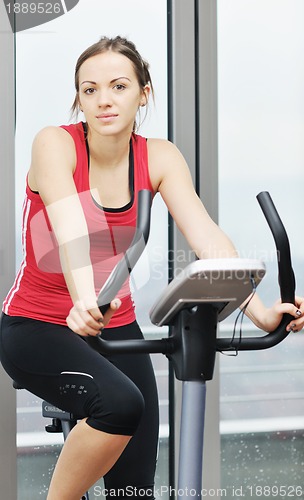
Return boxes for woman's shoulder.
[147,137,178,152]
[29,125,77,192]
[31,125,77,167]
[147,137,187,170]
[146,137,189,191]
[32,124,77,150]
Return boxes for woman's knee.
[87,376,145,436]
[28,370,145,437]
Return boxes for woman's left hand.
[264,296,304,333]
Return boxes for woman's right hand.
[66,298,121,336]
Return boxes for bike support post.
[165,305,218,500]
[178,380,206,500]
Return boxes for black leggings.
[0,313,159,498]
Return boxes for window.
[218,0,304,494]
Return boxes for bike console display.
[150,258,266,326]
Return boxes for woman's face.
[78,51,149,138]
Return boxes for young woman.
[1,36,303,500]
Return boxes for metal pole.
[0,2,17,498]
[178,381,206,500]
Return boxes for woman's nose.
[97,89,112,107]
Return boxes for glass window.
[218,0,304,495]
[15,1,169,497]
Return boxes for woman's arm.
[29,127,118,335]
[148,138,304,332]
[242,294,304,333]
[148,138,238,259]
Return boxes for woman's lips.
[96,114,118,122]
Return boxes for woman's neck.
[86,126,132,169]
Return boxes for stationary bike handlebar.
[257,191,296,303]
[97,189,152,313]
[88,190,296,355]
[87,189,170,354]
[217,191,296,351]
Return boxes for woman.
[0,36,303,500]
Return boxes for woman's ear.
[140,85,151,107]
[76,93,83,113]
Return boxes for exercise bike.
[16,190,296,500]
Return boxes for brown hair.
[71,36,154,129]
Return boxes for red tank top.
[3,123,154,327]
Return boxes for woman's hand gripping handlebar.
[66,190,152,338]
[217,191,297,351]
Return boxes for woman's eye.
[114,84,126,91]
[84,88,95,95]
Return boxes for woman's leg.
[47,420,131,500]
[0,314,145,500]
[101,323,160,500]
